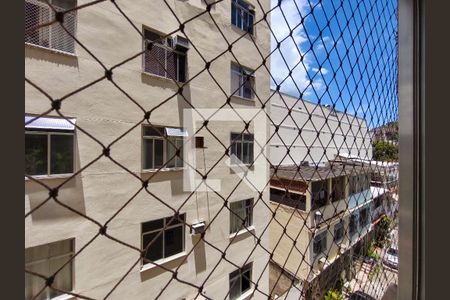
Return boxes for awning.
[25,115,76,131]
[165,127,188,137]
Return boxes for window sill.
[235,288,255,300]
[231,95,255,102]
[25,42,77,57]
[231,24,255,38]
[140,252,188,273]
[141,71,184,85]
[141,167,186,174]
[229,226,255,239]
[51,294,76,300]
[25,173,74,181]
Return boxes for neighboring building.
[25,1,271,299]
[270,90,373,166]
[268,162,375,299]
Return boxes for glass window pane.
[165,213,185,226]
[143,139,154,169]
[49,256,72,297]
[241,269,251,293]
[142,219,164,233]
[154,139,164,168]
[143,232,163,262]
[49,239,73,257]
[177,54,186,83]
[164,226,183,258]
[25,263,48,300]
[243,142,249,164]
[166,138,176,168]
[176,139,183,167]
[50,135,74,174]
[229,276,240,300]
[25,134,48,175]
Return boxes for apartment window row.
[25,235,254,300]
[25,117,257,176]
[313,214,369,259]
[24,0,257,86]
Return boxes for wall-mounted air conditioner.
[173,35,189,51]
[191,221,205,235]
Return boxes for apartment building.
[25,1,271,299]
[270,90,373,166]
[268,163,375,299]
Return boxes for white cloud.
[270,0,322,97]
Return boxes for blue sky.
[270,0,398,129]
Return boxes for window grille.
[24,0,76,54]
[143,29,187,82]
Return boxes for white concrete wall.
[25,0,271,299]
[270,91,373,166]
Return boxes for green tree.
[324,289,344,300]
[373,140,398,161]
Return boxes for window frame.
[313,230,327,259]
[230,132,254,165]
[25,130,75,177]
[141,214,186,265]
[229,262,253,300]
[141,125,185,171]
[231,0,255,35]
[142,27,187,82]
[25,238,75,300]
[231,63,255,100]
[229,198,254,234]
[24,0,77,54]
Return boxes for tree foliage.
[373,140,398,161]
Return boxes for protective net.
[25,0,399,299]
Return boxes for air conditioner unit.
[191,221,206,235]
[314,211,322,227]
[173,35,189,51]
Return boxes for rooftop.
[270,163,372,182]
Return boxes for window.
[311,180,329,209]
[25,0,77,53]
[313,231,327,258]
[230,133,254,164]
[25,116,75,176]
[141,214,185,264]
[231,0,255,34]
[334,221,345,244]
[359,207,370,228]
[25,239,74,300]
[229,263,252,300]
[142,126,186,170]
[230,199,253,234]
[270,188,306,211]
[143,29,188,82]
[349,213,358,237]
[231,63,255,99]
[331,176,345,201]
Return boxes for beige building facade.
[25,1,272,299]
